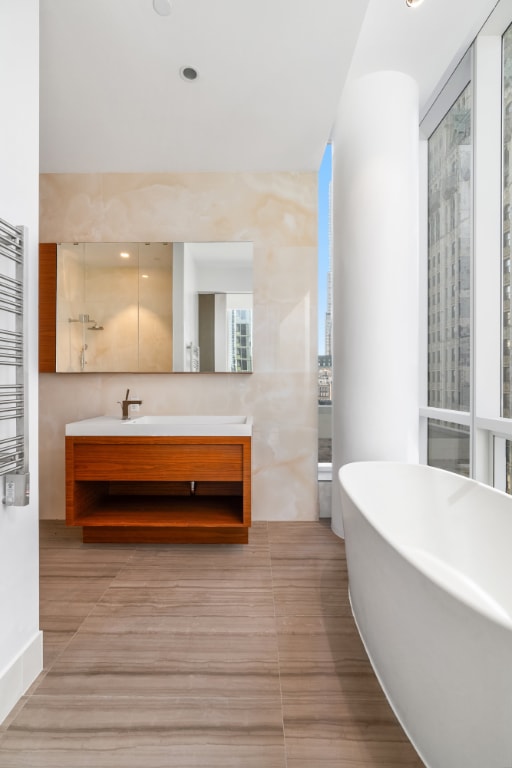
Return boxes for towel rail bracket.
[3,472,29,506]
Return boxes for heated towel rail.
[0,216,29,506]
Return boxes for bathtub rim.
[339,460,512,631]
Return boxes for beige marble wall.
[39,172,319,521]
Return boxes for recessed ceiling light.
[180,66,199,82]
[153,0,172,16]
[405,0,425,6]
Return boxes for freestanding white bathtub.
[338,461,512,768]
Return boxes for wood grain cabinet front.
[65,435,251,544]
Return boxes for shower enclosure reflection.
[67,313,105,372]
[56,241,253,373]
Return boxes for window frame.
[420,10,512,490]
[419,50,474,471]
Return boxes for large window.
[427,85,472,415]
[420,8,512,495]
[503,24,512,417]
[428,419,470,477]
[425,79,472,478]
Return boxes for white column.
[331,71,420,537]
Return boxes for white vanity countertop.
[65,414,253,437]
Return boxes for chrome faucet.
[119,388,142,420]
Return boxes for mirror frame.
[39,243,57,372]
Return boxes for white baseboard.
[0,631,43,724]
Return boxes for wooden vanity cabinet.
[65,435,251,544]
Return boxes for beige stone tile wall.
[39,172,318,522]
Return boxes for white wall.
[183,242,200,358]
[331,71,420,537]
[196,264,253,293]
[172,243,186,370]
[0,0,43,724]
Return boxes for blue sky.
[318,144,332,355]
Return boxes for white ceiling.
[39,0,370,173]
[39,0,505,175]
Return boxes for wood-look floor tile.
[247,521,270,547]
[271,557,346,580]
[39,604,96,633]
[35,626,281,698]
[129,542,270,564]
[39,575,115,633]
[35,665,282,699]
[39,520,83,548]
[40,589,113,632]
[43,621,280,659]
[275,597,387,698]
[78,613,278,636]
[39,552,133,580]
[268,522,343,542]
[0,744,286,768]
[277,630,368,664]
[283,693,424,766]
[270,536,349,618]
[112,570,273,591]
[39,575,114,602]
[272,586,349,617]
[279,663,381,697]
[266,520,336,543]
[42,630,75,669]
[0,521,424,768]
[0,695,286,768]
[112,545,272,588]
[94,585,275,617]
[277,614,362,644]
[285,741,425,766]
[287,752,424,768]
[0,696,29,733]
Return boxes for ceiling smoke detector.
[153,0,172,16]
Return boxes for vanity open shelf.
[65,434,251,544]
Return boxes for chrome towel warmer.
[0,216,29,506]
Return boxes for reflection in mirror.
[198,293,253,372]
[56,241,253,373]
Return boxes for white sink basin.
[65,414,252,437]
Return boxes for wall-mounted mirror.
[40,241,253,373]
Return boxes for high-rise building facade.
[228,308,252,372]
[503,24,512,418]
[426,84,472,476]
[427,86,471,413]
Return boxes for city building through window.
[426,82,472,476]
